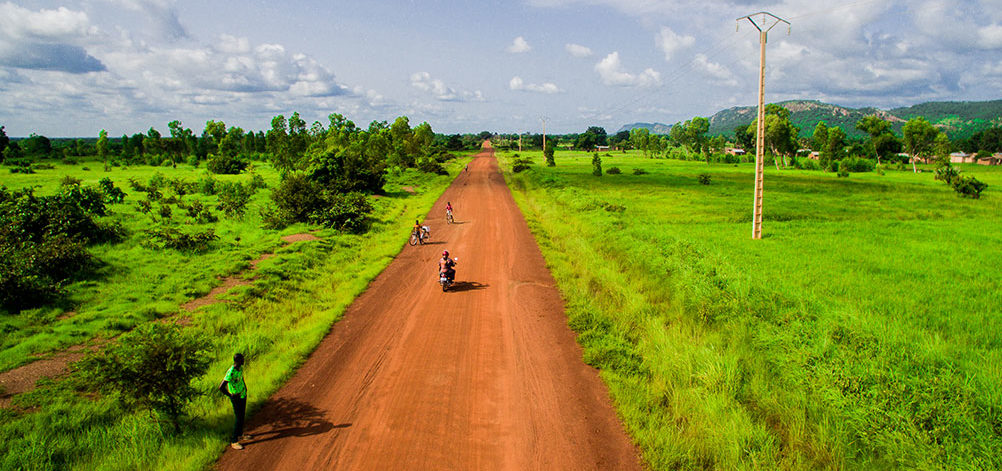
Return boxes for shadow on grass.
[244,397,346,445]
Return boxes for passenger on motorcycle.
[439,250,457,282]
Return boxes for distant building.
[950,152,975,164]
[977,153,1002,166]
[725,147,746,156]
[595,145,610,152]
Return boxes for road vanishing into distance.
[216,144,643,470]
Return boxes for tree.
[143,127,162,157]
[734,125,754,152]
[934,133,952,165]
[873,134,902,164]
[97,129,109,171]
[592,152,602,176]
[683,117,710,154]
[902,117,939,173]
[812,121,829,152]
[79,323,210,433]
[630,128,652,158]
[856,115,894,164]
[544,137,555,166]
[0,126,8,159]
[823,127,846,171]
[21,134,53,158]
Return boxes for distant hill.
[706,99,1002,140]
[616,122,672,135]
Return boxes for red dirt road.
[216,145,643,470]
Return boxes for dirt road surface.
[216,145,643,470]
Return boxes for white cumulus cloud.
[509,76,562,93]
[693,53,736,85]
[565,43,593,57]
[655,26,694,62]
[411,72,483,102]
[506,36,531,53]
[595,52,660,87]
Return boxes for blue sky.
[1,0,1001,137]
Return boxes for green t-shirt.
[224,366,246,399]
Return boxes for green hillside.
[706,99,1002,140]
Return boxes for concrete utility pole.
[541,117,548,154]
[519,133,523,152]
[737,11,789,240]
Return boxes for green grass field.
[501,150,1002,470]
[0,155,472,470]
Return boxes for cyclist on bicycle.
[445,202,453,222]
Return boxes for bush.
[312,191,373,232]
[269,173,325,224]
[144,225,218,251]
[0,185,116,309]
[216,182,252,218]
[417,157,447,175]
[606,166,622,174]
[841,157,876,173]
[248,173,268,191]
[592,153,603,176]
[632,168,648,175]
[60,175,83,186]
[952,175,988,199]
[698,173,711,185]
[935,165,960,185]
[98,178,126,204]
[198,176,218,195]
[511,156,534,173]
[206,154,248,175]
[77,323,211,433]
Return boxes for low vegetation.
[501,149,1001,470]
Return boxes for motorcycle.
[439,258,458,291]
[446,209,454,224]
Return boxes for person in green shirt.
[219,353,251,449]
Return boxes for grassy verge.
[0,153,474,470]
[501,150,1001,469]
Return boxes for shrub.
[269,173,324,224]
[144,226,218,251]
[157,204,172,220]
[632,168,648,175]
[148,172,166,192]
[216,182,252,218]
[952,175,988,199]
[248,173,268,191]
[698,173,711,185]
[98,178,126,204]
[592,153,602,176]
[198,176,218,195]
[60,175,83,186]
[128,178,147,192]
[935,165,960,185]
[206,154,248,174]
[0,185,115,309]
[312,191,373,233]
[512,156,534,173]
[841,157,876,173]
[167,178,197,196]
[77,323,211,433]
[417,157,448,175]
[606,167,622,174]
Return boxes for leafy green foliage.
[511,154,533,173]
[0,184,119,309]
[697,173,711,185]
[215,182,253,218]
[143,225,218,251]
[606,166,622,174]
[312,191,373,233]
[77,323,211,433]
[206,154,248,175]
[591,153,602,176]
[98,178,126,204]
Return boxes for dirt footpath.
[216,145,643,470]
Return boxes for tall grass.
[502,150,1002,469]
[0,155,473,470]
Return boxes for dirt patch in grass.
[281,233,320,243]
[401,185,416,194]
[0,345,96,409]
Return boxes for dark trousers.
[230,395,246,443]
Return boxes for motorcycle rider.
[413,219,425,243]
[439,250,457,283]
